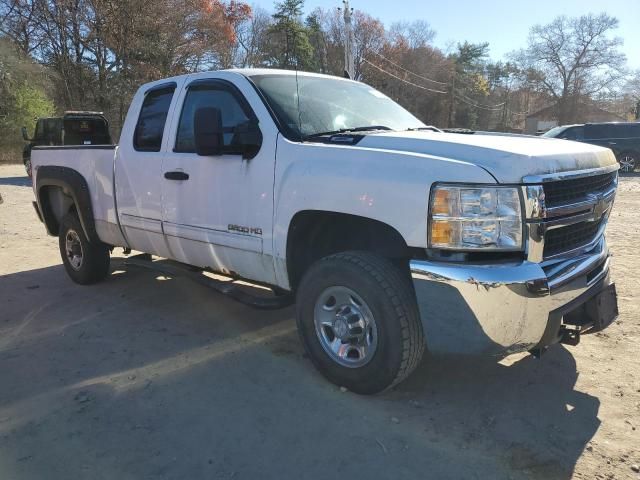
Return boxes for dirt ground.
[0,163,638,480]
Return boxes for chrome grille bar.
[523,165,619,263]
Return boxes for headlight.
[429,185,523,250]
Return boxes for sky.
[250,0,640,69]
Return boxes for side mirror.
[22,127,31,141]
[194,107,223,156]
[233,120,263,159]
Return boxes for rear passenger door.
[618,123,640,155]
[114,82,180,258]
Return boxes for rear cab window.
[134,84,176,152]
[63,117,111,145]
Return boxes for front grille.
[544,220,603,257]
[543,172,616,207]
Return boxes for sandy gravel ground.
[0,163,638,480]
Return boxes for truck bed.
[31,145,123,247]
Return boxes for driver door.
[161,77,277,285]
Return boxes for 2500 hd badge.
[228,224,263,235]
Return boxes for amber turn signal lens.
[431,221,453,244]
[432,189,451,216]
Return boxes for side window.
[585,124,608,139]
[34,120,44,141]
[562,126,584,140]
[175,85,253,154]
[620,124,640,138]
[45,119,62,145]
[585,123,620,140]
[134,86,175,152]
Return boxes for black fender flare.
[35,165,99,243]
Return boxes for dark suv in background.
[22,111,111,177]
[544,122,640,173]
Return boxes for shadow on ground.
[0,260,599,480]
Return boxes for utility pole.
[341,0,355,79]
[447,74,456,127]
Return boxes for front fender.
[273,138,497,260]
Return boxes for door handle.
[164,171,189,181]
[608,142,617,145]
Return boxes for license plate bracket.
[585,283,618,332]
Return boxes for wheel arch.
[285,210,411,290]
[35,165,99,242]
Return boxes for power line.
[453,94,504,111]
[363,57,530,116]
[369,50,448,86]
[362,59,448,94]
[454,90,505,109]
[456,91,505,108]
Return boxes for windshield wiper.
[406,126,442,132]
[304,125,392,140]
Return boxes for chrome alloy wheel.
[313,286,378,368]
[65,229,84,271]
[619,154,636,173]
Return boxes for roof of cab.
[228,68,351,81]
[141,68,355,90]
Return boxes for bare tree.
[388,20,435,49]
[626,72,640,99]
[231,6,271,67]
[624,71,640,119]
[516,13,626,124]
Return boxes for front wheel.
[296,251,425,394]
[617,152,637,173]
[59,213,110,284]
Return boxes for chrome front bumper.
[410,237,613,355]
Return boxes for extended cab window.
[175,84,252,154]
[134,85,175,152]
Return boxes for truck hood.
[357,131,618,183]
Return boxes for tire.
[58,213,110,285]
[24,158,32,178]
[617,152,637,174]
[296,251,425,394]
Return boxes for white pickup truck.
[31,69,619,394]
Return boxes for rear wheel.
[59,213,110,284]
[617,152,637,173]
[296,251,425,394]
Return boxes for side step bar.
[121,254,294,310]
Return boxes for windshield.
[249,74,425,139]
[542,126,566,138]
